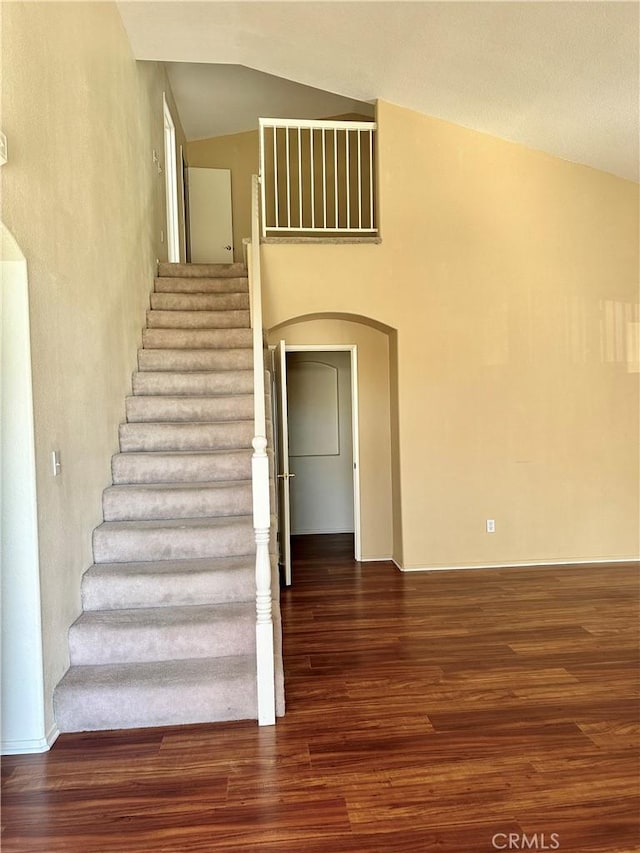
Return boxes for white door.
[274,340,293,586]
[287,352,354,535]
[186,167,233,263]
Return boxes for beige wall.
[262,100,639,569]
[0,1,185,733]
[269,318,394,560]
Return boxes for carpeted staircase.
[54,262,284,732]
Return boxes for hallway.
[2,540,638,851]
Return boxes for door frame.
[163,93,181,263]
[283,344,362,562]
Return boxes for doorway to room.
[274,344,361,585]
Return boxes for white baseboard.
[394,556,640,573]
[359,555,393,562]
[1,722,59,755]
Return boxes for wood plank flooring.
[2,535,639,852]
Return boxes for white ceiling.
[117,1,640,181]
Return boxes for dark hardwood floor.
[2,535,639,852]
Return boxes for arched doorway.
[268,313,400,583]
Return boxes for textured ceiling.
[117,1,639,181]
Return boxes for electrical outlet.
[486,519,495,533]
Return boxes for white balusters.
[258,118,377,237]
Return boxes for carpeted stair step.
[151,292,249,311]
[68,602,255,665]
[111,449,253,484]
[54,655,259,732]
[93,515,254,563]
[138,348,253,372]
[158,262,246,278]
[154,276,248,294]
[125,394,254,423]
[102,480,253,521]
[119,420,254,452]
[146,309,250,329]
[143,328,252,349]
[132,369,254,397]
[81,554,279,610]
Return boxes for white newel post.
[249,173,276,726]
[252,436,275,725]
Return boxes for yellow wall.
[268,318,394,560]
[0,1,185,733]
[262,100,639,569]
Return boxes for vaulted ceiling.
[117,1,639,181]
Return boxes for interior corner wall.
[261,99,640,570]
[268,318,394,560]
[0,0,184,739]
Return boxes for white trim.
[359,555,393,562]
[260,117,376,131]
[163,94,180,263]
[393,556,640,573]
[2,723,58,756]
[285,344,362,561]
[1,226,48,757]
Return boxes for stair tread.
[138,349,254,371]
[142,328,253,350]
[134,369,254,377]
[154,279,249,294]
[113,448,253,460]
[84,553,255,576]
[151,293,249,310]
[157,263,247,278]
[95,515,253,533]
[132,370,255,397]
[133,369,254,381]
[126,394,254,403]
[102,480,253,519]
[147,310,250,328]
[139,349,253,357]
[54,655,259,730]
[105,479,251,493]
[81,555,276,611]
[58,653,255,684]
[121,417,254,424]
[73,600,254,628]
